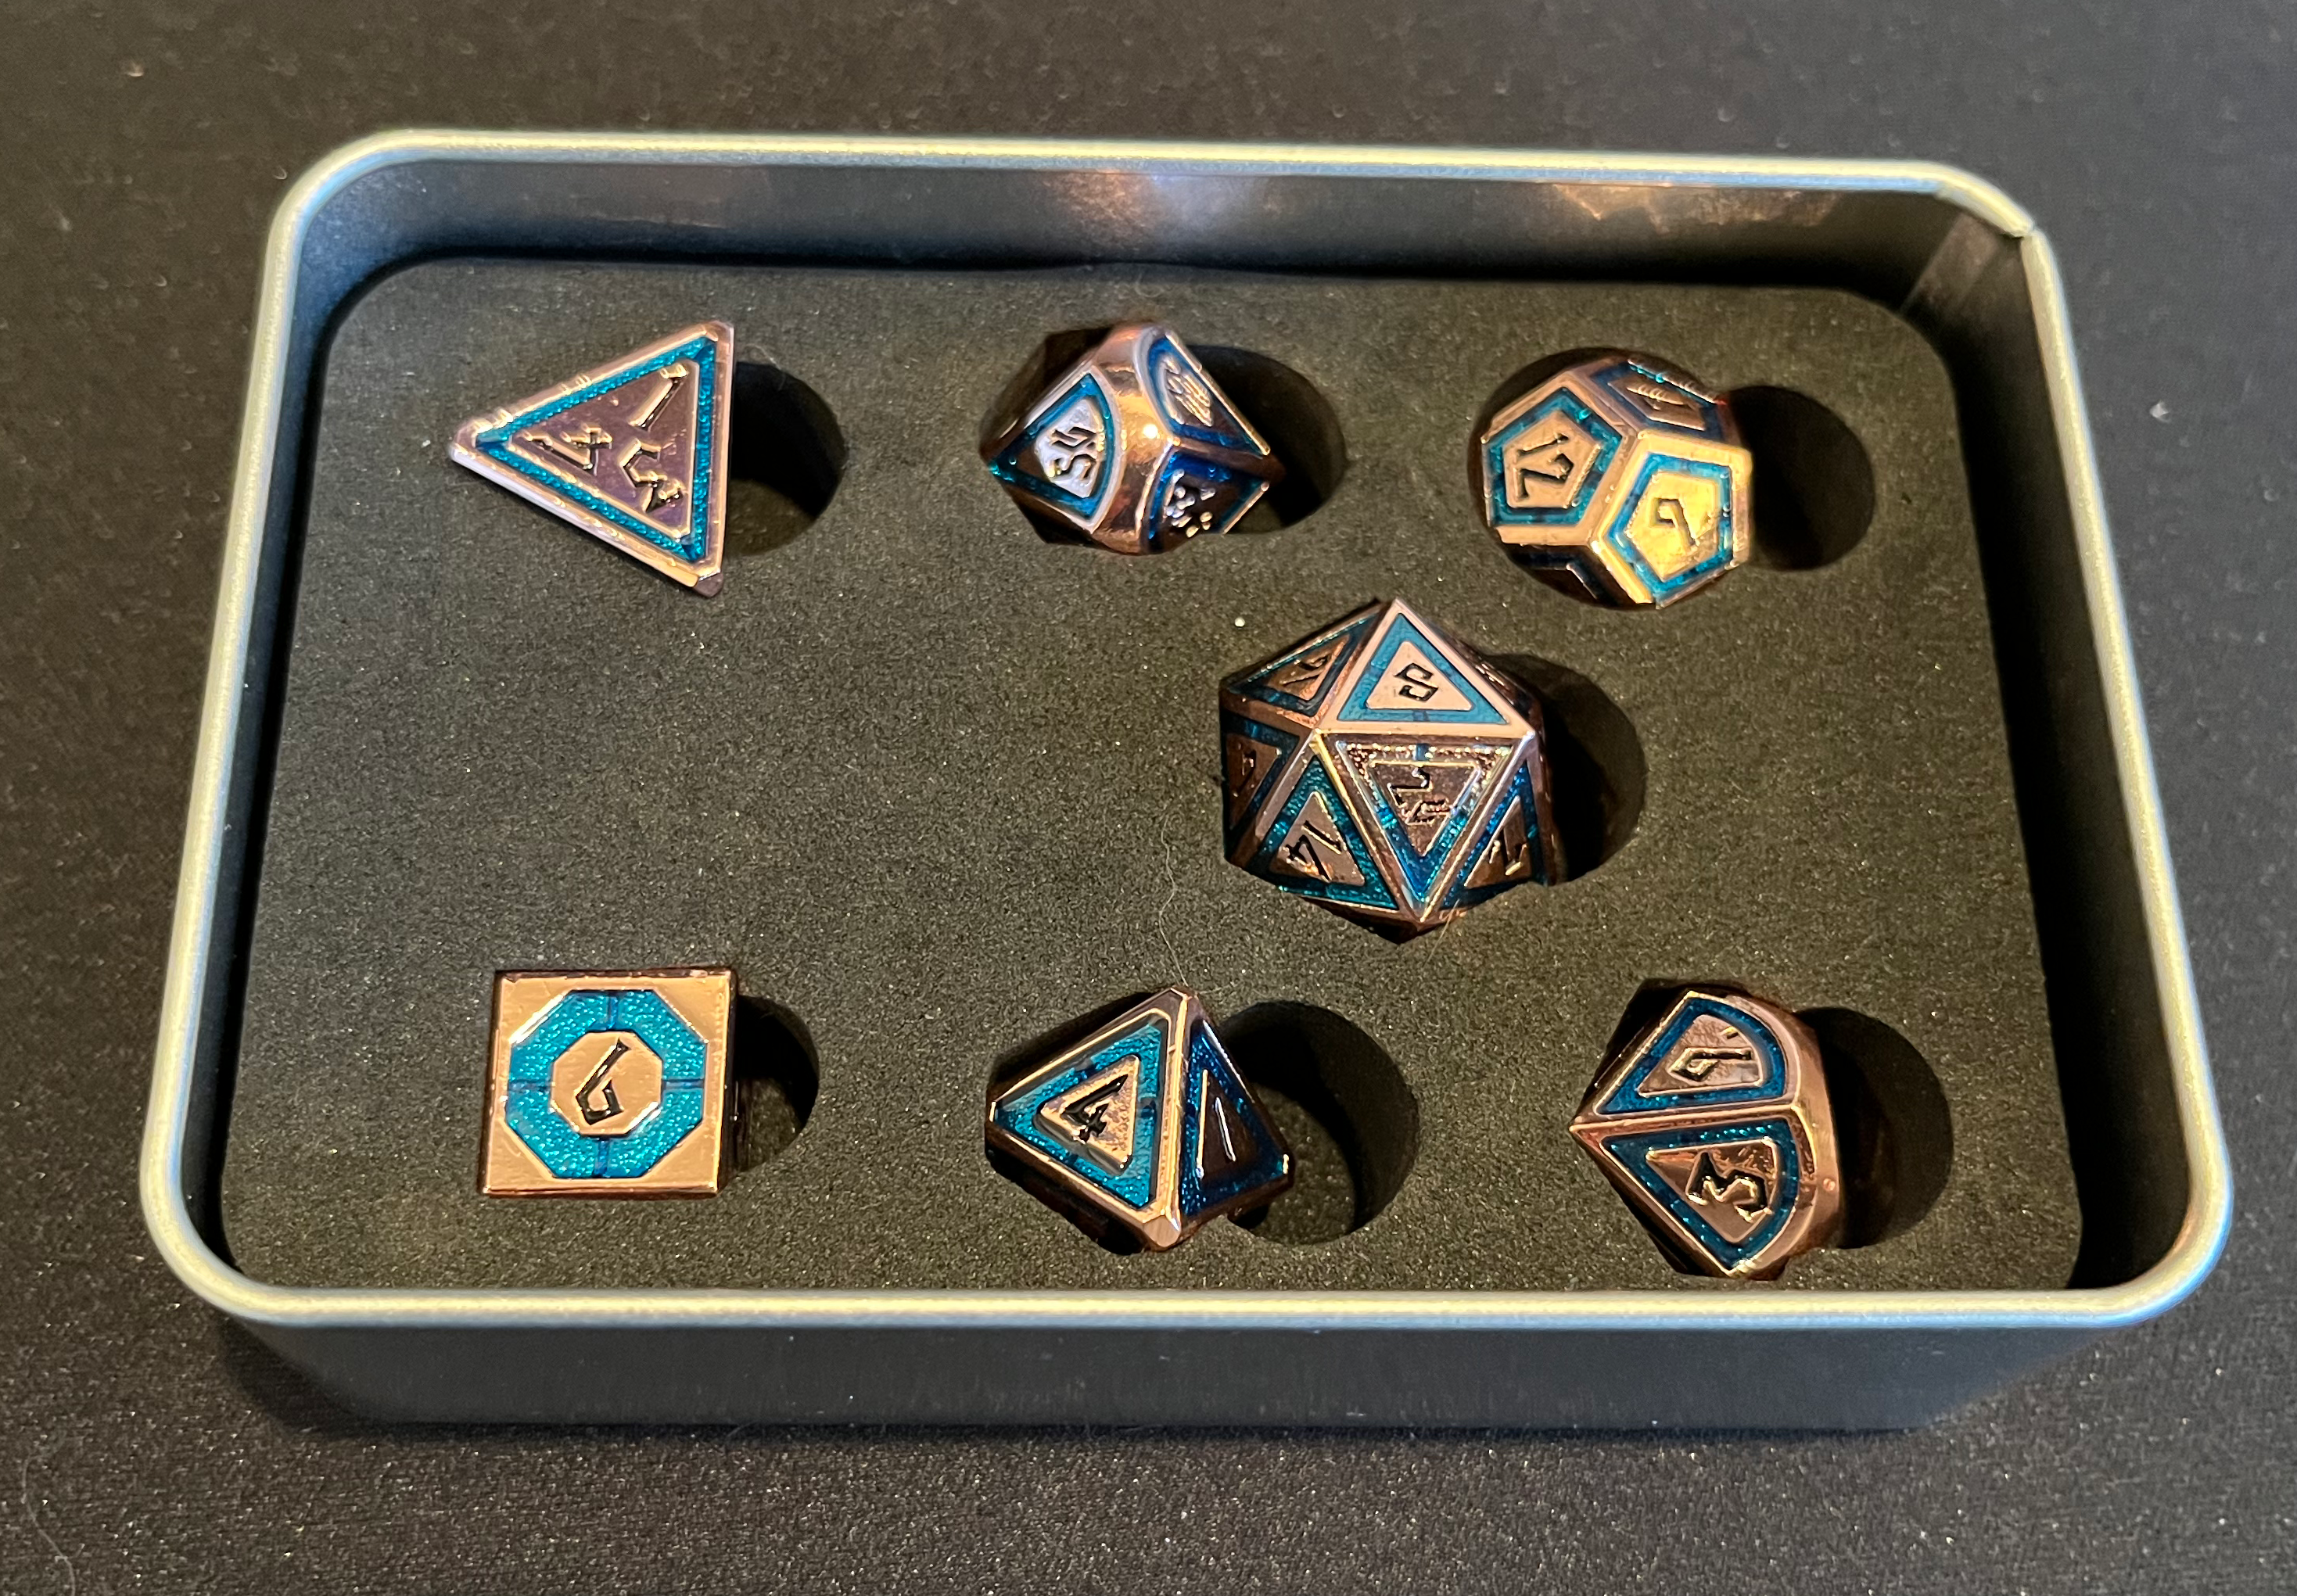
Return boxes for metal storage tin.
[140,132,2231,1427]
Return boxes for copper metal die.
[1570,986,1841,1279]
[451,321,734,594]
[1220,597,1562,937]
[1479,352,1753,608]
[985,987,1293,1251]
[481,968,734,1197]
[983,323,1284,554]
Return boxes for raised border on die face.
[482,969,734,1198]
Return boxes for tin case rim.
[137,131,2232,1421]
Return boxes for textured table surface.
[4,2,2291,1589]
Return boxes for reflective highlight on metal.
[1221,597,1561,936]
[482,968,734,1196]
[986,988,1292,1250]
[1480,353,1753,608]
[983,324,1283,554]
[1570,987,1841,1279]
[451,321,734,594]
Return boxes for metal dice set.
[455,319,1850,1279]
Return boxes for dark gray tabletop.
[4,2,2290,1589]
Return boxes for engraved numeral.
[524,423,612,472]
[1059,1077,1126,1146]
[1282,820,1348,880]
[1042,422,1102,491]
[1620,372,1706,425]
[1651,495,1699,554]
[618,440,685,514]
[1388,660,1442,703]
[630,366,687,432]
[1669,1046,1755,1082]
[1685,1149,1771,1219]
[1161,475,1222,538]
[576,1039,628,1126]
[1510,431,1577,493]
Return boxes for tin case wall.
[139,133,2231,1428]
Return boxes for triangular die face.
[991,1013,1167,1210]
[1596,992,1788,1117]
[1592,359,1727,438]
[1269,788,1367,888]
[1143,332,1258,453]
[1220,713,1298,848]
[1331,736,1502,910]
[456,325,728,589]
[1178,1020,1288,1217]
[1250,757,1398,913]
[1336,612,1511,727]
[1596,1117,1803,1271]
[1147,453,1263,547]
[1444,758,1550,910]
[989,372,1117,520]
[1231,614,1376,716]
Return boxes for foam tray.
[221,258,2078,1297]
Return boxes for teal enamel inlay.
[993,1015,1165,1209]
[1601,452,1738,602]
[1336,614,1509,726]
[1144,334,1254,452]
[988,371,1117,521]
[1439,758,1549,912]
[1220,711,1299,855]
[1229,615,1375,717]
[504,985,709,1181]
[1598,994,1788,1117]
[1603,1117,1804,1271]
[1248,756,1399,913]
[1484,388,1622,528]
[1175,1020,1287,1220]
[476,332,720,563]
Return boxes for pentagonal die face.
[1480,356,1753,608]
[1569,988,1843,1279]
[1219,598,1562,937]
[985,324,1284,554]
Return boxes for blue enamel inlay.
[1484,388,1623,529]
[1601,452,1739,603]
[1336,614,1509,726]
[504,987,709,1180]
[1144,334,1256,452]
[1248,755,1399,913]
[1229,615,1376,717]
[476,333,720,563]
[1220,711,1298,855]
[992,1015,1165,1210]
[1438,756,1549,912]
[1601,1117,1803,1271]
[1335,737,1492,913]
[1175,1020,1287,1220]
[1589,359,1727,439]
[1597,993,1789,1117]
[988,372,1118,521]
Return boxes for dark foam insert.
[219,260,2079,1293]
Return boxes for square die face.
[482,969,733,1196]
